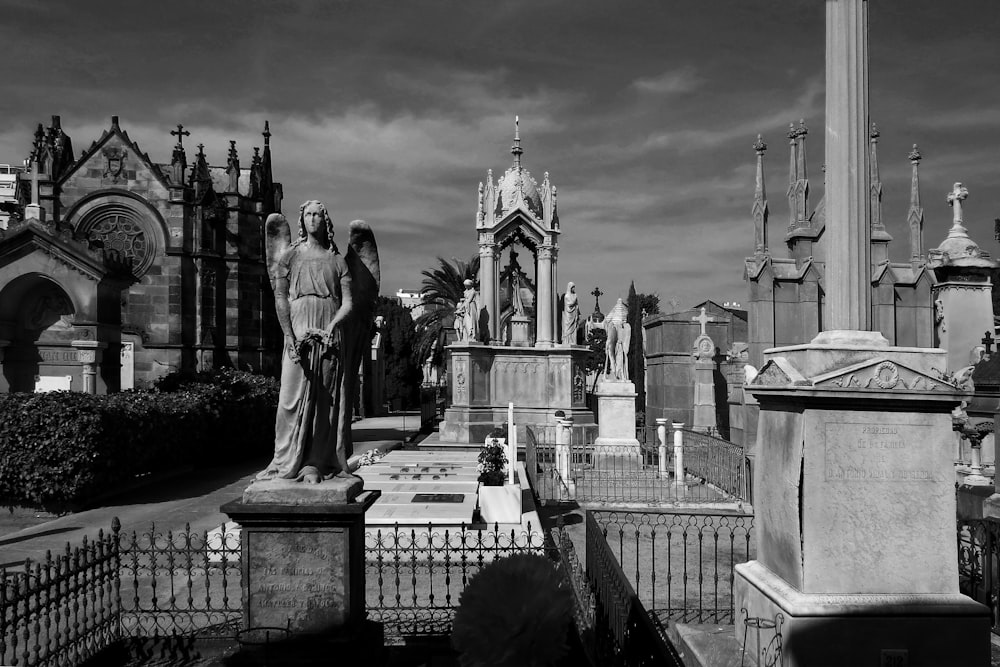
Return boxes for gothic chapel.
[0,115,283,392]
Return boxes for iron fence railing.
[118,522,242,638]
[364,523,548,638]
[526,424,740,505]
[1,524,121,667]
[592,509,755,625]
[680,428,746,500]
[957,517,1000,634]
[585,511,684,667]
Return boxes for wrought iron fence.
[118,522,242,637]
[585,512,684,667]
[957,517,1000,634]
[364,523,548,638]
[680,428,746,500]
[526,424,737,505]
[1,524,120,667]
[592,509,755,625]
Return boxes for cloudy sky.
[2,0,999,312]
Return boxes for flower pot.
[478,483,521,525]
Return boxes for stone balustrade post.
[672,422,685,484]
[656,418,669,477]
[72,340,106,394]
[555,417,573,498]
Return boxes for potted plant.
[478,427,521,524]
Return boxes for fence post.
[672,423,685,492]
[656,418,669,477]
[556,417,574,499]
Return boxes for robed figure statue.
[257,200,380,484]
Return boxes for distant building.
[395,288,425,320]
[0,115,283,393]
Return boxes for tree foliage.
[636,293,660,316]
[375,296,423,407]
[414,255,481,367]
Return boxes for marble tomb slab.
[366,502,476,525]
[359,480,479,494]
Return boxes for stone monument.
[594,299,640,454]
[223,202,382,641]
[734,3,990,666]
[926,183,998,372]
[439,119,593,442]
[690,307,718,432]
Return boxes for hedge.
[0,369,279,510]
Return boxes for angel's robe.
[257,245,353,479]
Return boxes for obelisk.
[734,2,990,665]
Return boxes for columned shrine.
[440,120,593,443]
[735,2,990,665]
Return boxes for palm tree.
[414,255,481,368]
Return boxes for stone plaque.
[411,493,465,503]
[824,422,937,483]
[34,375,72,392]
[246,529,346,633]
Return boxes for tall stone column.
[479,241,496,341]
[536,245,554,346]
[824,0,871,331]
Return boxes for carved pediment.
[749,357,809,387]
[811,358,956,392]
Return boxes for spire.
[869,122,891,266]
[510,115,523,170]
[189,143,211,200]
[752,134,769,256]
[226,140,240,193]
[793,119,809,228]
[795,119,808,183]
[260,121,275,214]
[907,144,924,266]
[249,146,262,200]
[786,122,797,230]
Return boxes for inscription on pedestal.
[825,423,936,482]
[246,529,345,632]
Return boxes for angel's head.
[567,281,576,293]
[297,200,338,252]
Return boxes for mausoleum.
[0,116,284,392]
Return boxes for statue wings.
[264,213,292,289]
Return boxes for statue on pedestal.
[560,281,579,345]
[257,200,380,484]
[603,298,630,381]
[455,279,480,342]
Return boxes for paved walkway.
[0,414,418,570]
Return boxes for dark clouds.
[1,0,998,307]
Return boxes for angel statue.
[603,298,631,382]
[256,200,380,484]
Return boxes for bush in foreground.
[0,368,278,510]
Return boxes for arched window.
[76,204,157,276]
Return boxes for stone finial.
[227,140,238,162]
[263,120,271,146]
[947,182,969,232]
[908,144,922,163]
[510,115,523,169]
[869,121,880,140]
[753,134,767,155]
[795,118,808,138]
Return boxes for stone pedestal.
[593,379,640,454]
[440,342,593,443]
[222,479,379,638]
[736,331,990,666]
[509,314,532,347]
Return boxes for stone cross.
[591,286,603,313]
[947,182,969,229]
[982,332,994,355]
[692,307,715,336]
[170,123,190,148]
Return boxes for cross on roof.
[947,182,969,228]
[591,286,603,312]
[170,124,190,148]
[692,307,715,336]
[982,332,994,355]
